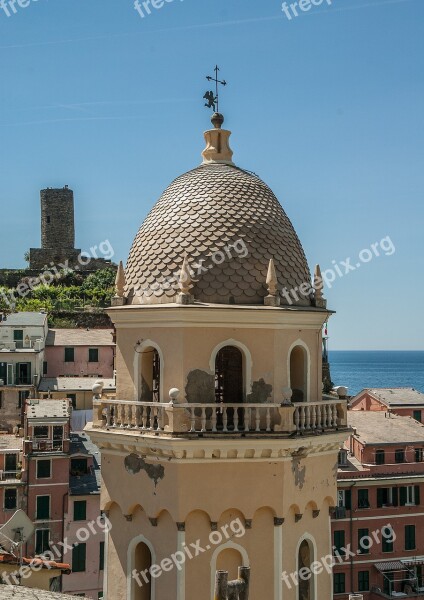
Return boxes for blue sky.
[0,0,422,350]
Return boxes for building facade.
[0,312,48,431]
[87,114,350,600]
[333,411,424,599]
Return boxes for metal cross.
[204,65,227,113]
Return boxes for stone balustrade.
[92,398,347,436]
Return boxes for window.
[65,347,75,362]
[415,448,423,462]
[36,496,50,520]
[34,426,49,439]
[70,458,88,476]
[400,485,420,506]
[16,362,31,385]
[13,330,23,348]
[382,527,394,553]
[89,348,99,363]
[5,453,17,472]
[395,449,405,463]
[377,487,396,507]
[333,530,345,555]
[333,573,345,594]
[46,216,51,224]
[338,450,348,466]
[358,489,370,509]
[4,488,17,510]
[99,541,105,571]
[18,390,30,409]
[72,543,86,573]
[358,528,370,554]
[337,489,351,510]
[36,460,51,479]
[35,529,50,554]
[375,449,385,465]
[413,410,422,423]
[43,361,48,376]
[98,593,104,600]
[405,525,416,550]
[67,394,77,409]
[358,570,370,592]
[73,500,87,522]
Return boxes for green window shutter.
[65,347,75,362]
[89,348,99,363]
[358,528,370,554]
[358,570,370,592]
[377,488,384,508]
[36,496,50,520]
[345,490,351,510]
[72,543,86,573]
[99,541,105,571]
[415,486,420,505]
[73,501,87,522]
[400,487,407,506]
[334,530,345,554]
[405,525,416,550]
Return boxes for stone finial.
[177,254,194,305]
[202,114,234,165]
[112,261,126,306]
[314,264,327,308]
[264,258,280,307]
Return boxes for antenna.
[0,510,35,578]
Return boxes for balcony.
[24,439,70,453]
[0,340,44,352]
[0,470,22,483]
[371,589,424,599]
[91,398,348,437]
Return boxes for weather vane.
[204,65,227,113]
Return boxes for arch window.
[215,346,243,404]
[298,539,313,600]
[140,347,161,402]
[290,345,308,402]
[133,541,152,600]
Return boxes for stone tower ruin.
[41,186,75,251]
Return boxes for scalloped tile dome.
[125,163,312,306]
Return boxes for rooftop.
[69,432,101,495]
[0,435,22,451]
[39,377,116,393]
[26,399,71,420]
[356,387,424,407]
[46,328,114,347]
[348,410,424,445]
[0,312,47,327]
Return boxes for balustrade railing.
[94,399,347,436]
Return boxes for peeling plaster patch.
[247,378,272,403]
[291,453,306,489]
[185,369,215,403]
[124,453,165,487]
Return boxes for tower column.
[274,518,284,600]
[176,523,186,600]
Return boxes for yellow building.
[86,112,349,600]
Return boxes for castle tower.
[87,113,349,600]
[40,186,75,250]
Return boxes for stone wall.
[41,187,75,250]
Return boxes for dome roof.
[125,162,313,306]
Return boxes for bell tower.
[87,114,349,600]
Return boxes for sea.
[329,351,424,397]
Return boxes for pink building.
[62,432,104,599]
[23,399,71,566]
[333,410,424,599]
[44,329,115,379]
[351,388,424,422]
[0,434,24,526]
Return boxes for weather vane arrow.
[204,65,227,114]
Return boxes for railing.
[0,470,21,481]
[93,399,347,436]
[0,340,44,351]
[30,439,66,452]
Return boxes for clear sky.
[0,0,422,350]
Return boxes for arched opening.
[290,345,308,402]
[133,542,152,600]
[216,547,243,582]
[215,346,244,404]
[298,539,313,600]
[140,347,161,402]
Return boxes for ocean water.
[329,351,424,397]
